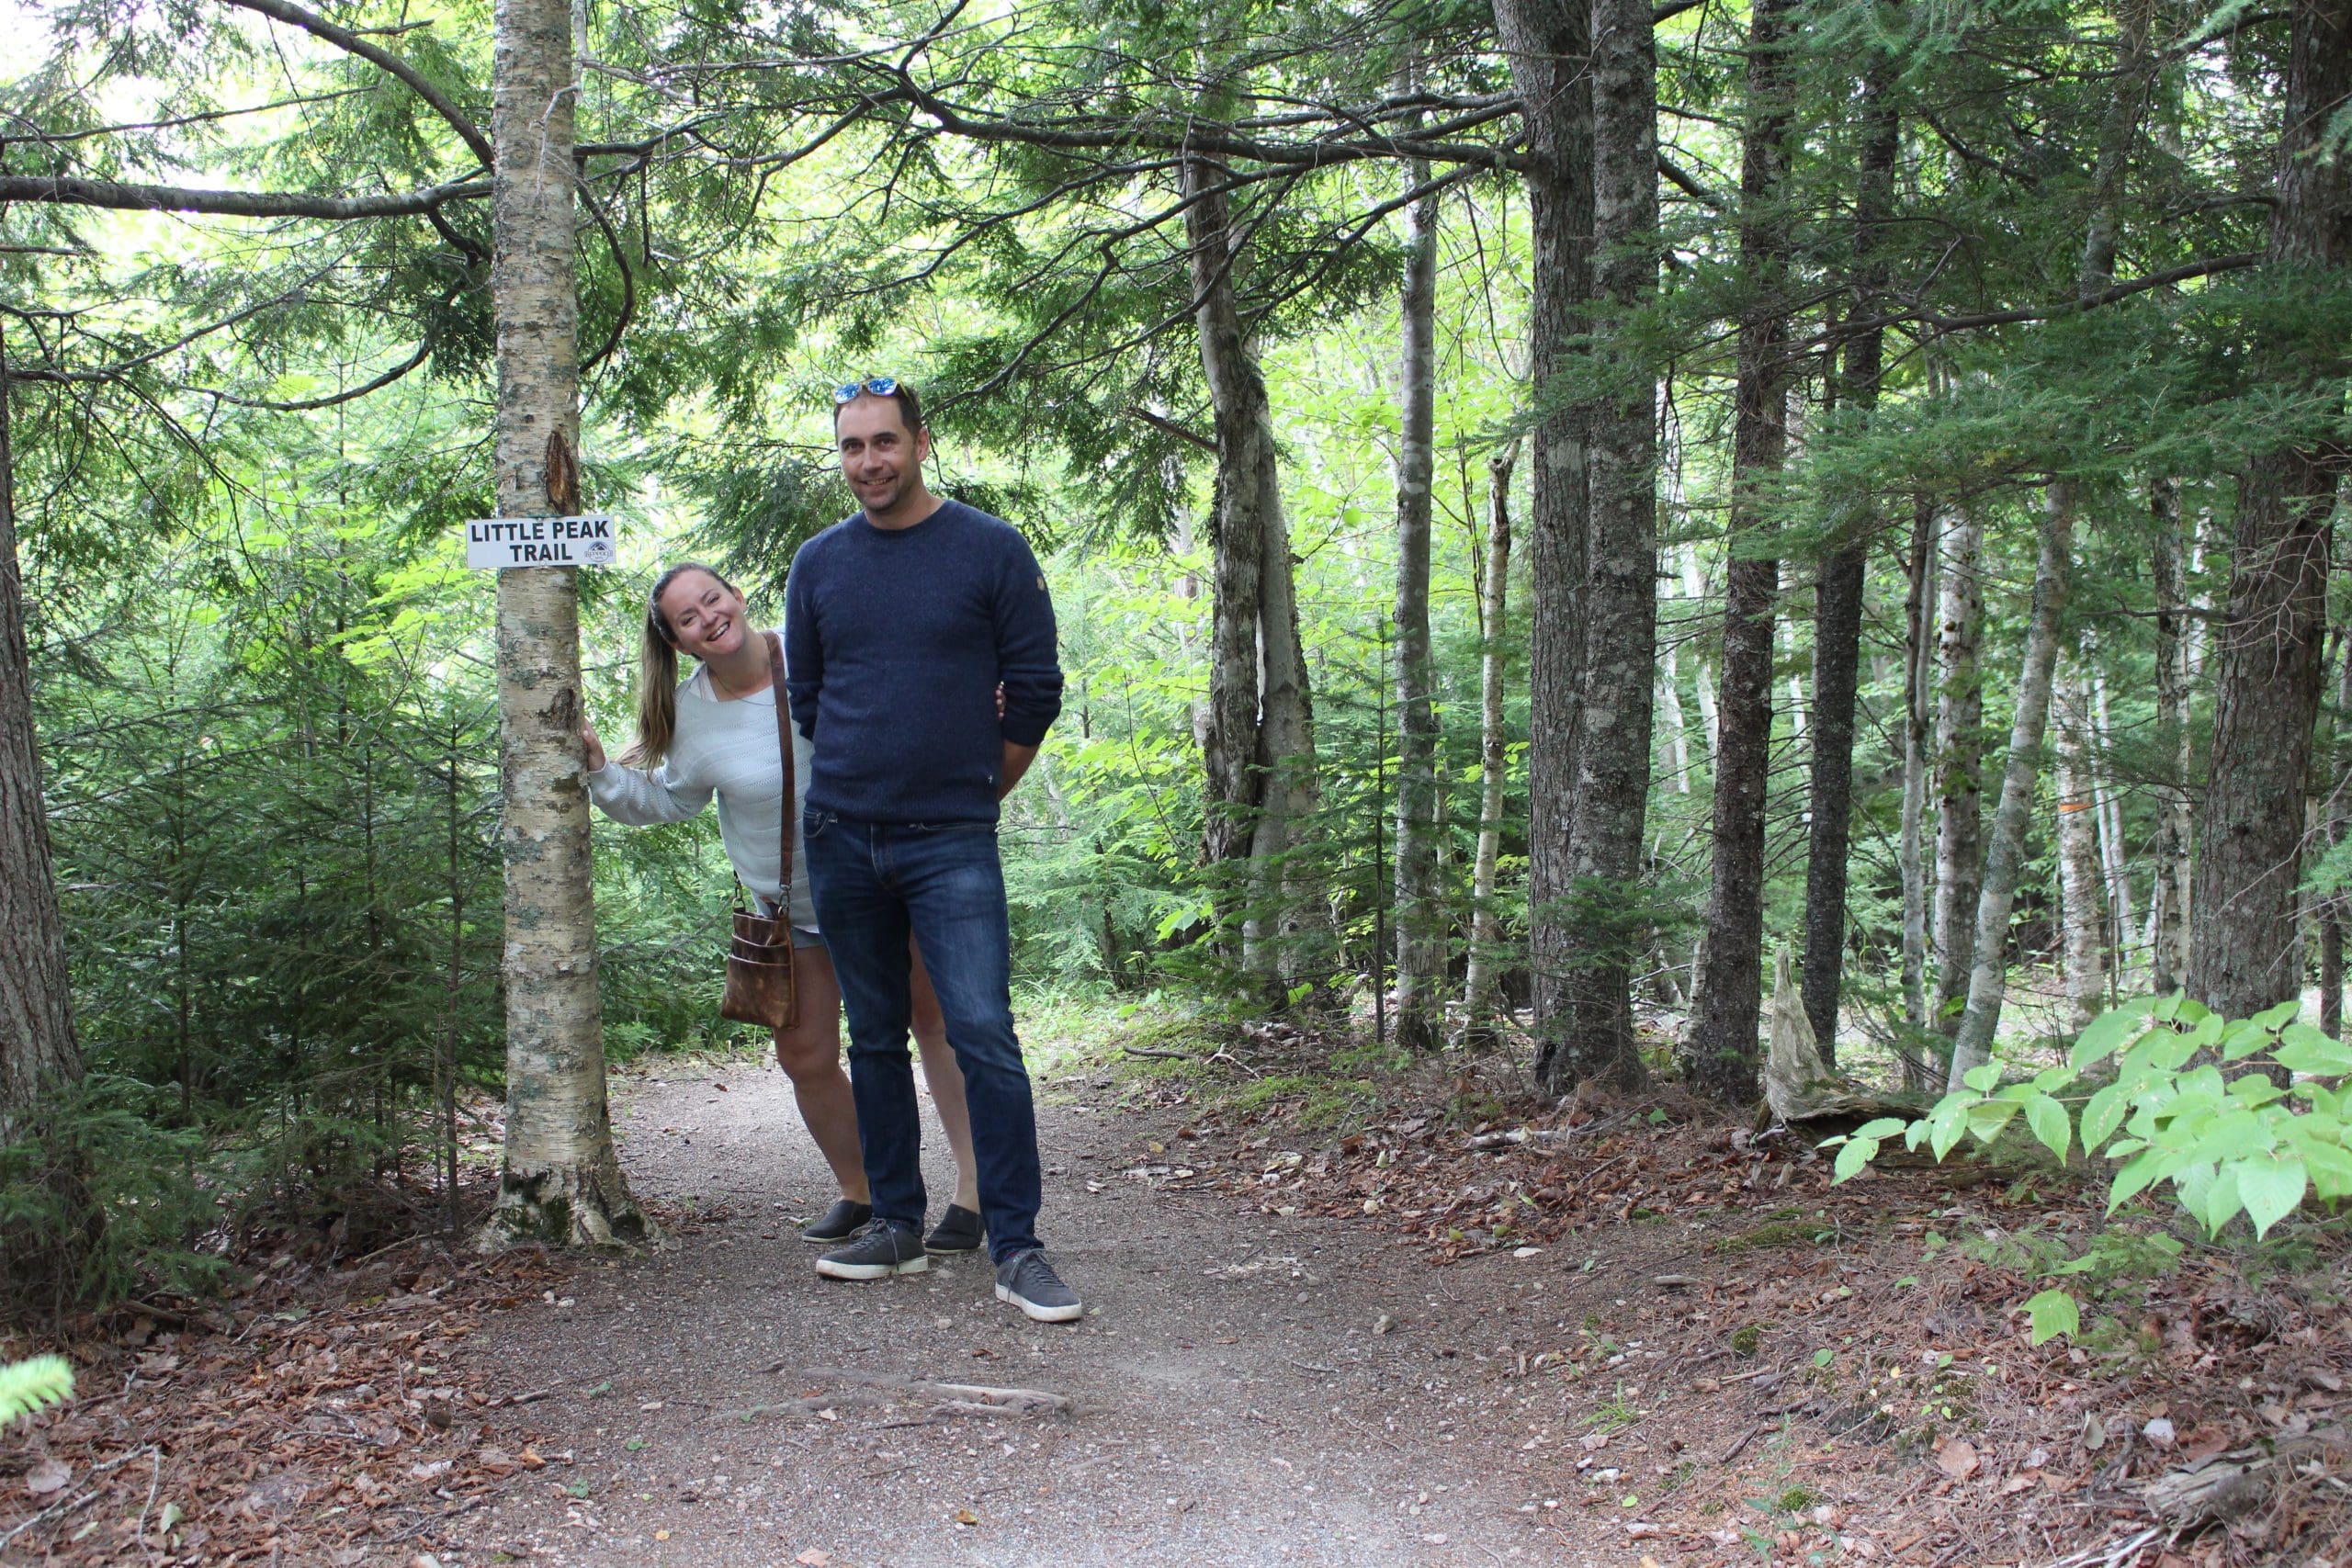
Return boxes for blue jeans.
[802,809,1042,1260]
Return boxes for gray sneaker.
[994,1248,1081,1323]
[816,1221,930,1280]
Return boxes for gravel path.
[450,1056,1623,1567]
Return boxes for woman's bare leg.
[771,943,866,1202]
[909,940,981,1212]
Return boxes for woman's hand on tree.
[582,722,606,773]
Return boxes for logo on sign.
[464,514,620,570]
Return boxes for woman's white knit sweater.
[584,635,817,927]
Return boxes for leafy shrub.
[1822,995,2350,1343]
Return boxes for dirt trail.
[451,1059,1603,1567]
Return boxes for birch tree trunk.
[2088,660,2134,988]
[0,333,83,1126]
[1946,490,2075,1089]
[1679,544,1718,754]
[2324,636,2352,1037]
[2053,670,2107,1032]
[1491,0,1594,1075]
[1930,506,1985,1037]
[1688,0,1795,1101]
[1900,500,1937,1065]
[2147,477,2191,992]
[1463,448,1518,1034]
[478,0,648,1250]
[1391,142,1444,1051]
[2188,0,2350,1020]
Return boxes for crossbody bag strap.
[767,631,796,909]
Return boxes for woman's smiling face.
[656,569,749,663]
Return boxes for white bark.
[2053,668,2106,1032]
[1930,506,1985,1034]
[477,0,649,1251]
[1947,488,2075,1089]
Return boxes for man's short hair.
[832,381,925,436]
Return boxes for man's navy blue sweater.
[785,500,1063,824]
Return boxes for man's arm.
[783,543,823,741]
[992,531,1064,750]
[999,741,1037,800]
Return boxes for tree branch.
[0,174,489,220]
[217,0,493,171]
[1126,405,1216,452]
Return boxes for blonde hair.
[616,562,744,767]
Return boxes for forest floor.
[5,1012,2349,1568]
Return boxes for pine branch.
[0,174,488,220]
[217,0,493,172]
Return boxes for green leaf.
[2221,1020,2277,1061]
[1929,1106,1968,1161]
[1853,1117,1909,1141]
[2273,1033,2352,1077]
[2236,1155,2308,1238]
[2070,1008,2143,1067]
[0,1356,74,1423]
[1833,1139,1878,1184]
[2251,999,2302,1032]
[1963,1063,2001,1093]
[1965,1100,2020,1144]
[2081,1082,2131,1154]
[2024,1094,2072,1161]
[2108,1147,2165,1210]
[2023,1289,2080,1346]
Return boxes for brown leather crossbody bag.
[718,631,800,1032]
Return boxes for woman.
[582,562,983,1253]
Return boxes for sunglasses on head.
[832,377,899,403]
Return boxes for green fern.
[0,1355,74,1423]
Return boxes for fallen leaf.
[796,1553,835,1568]
[653,1529,671,1541]
[2143,1416,2177,1450]
[955,1508,979,1527]
[25,1458,71,1496]
[1937,1438,1980,1481]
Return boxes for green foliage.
[1826,996,2351,1341]
[0,1356,74,1424]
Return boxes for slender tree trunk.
[2148,477,2192,992]
[1464,447,1519,1033]
[1947,490,2075,1089]
[1186,158,1326,995]
[2087,660,2134,990]
[1799,62,1898,1059]
[2053,669,2107,1032]
[1900,499,1937,1068]
[0,333,83,1125]
[2324,635,2352,1036]
[1688,0,1795,1102]
[478,0,648,1250]
[2188,0,2351,1020]
[1679,544,1718,754]
[1492,0,1595,1076]
[1188,161,1269,898]
[1929,506,1985,1036]
[1391,141,1444,1051]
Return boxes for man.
[784,377,1080,1324]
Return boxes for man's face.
[835,394,930,515]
